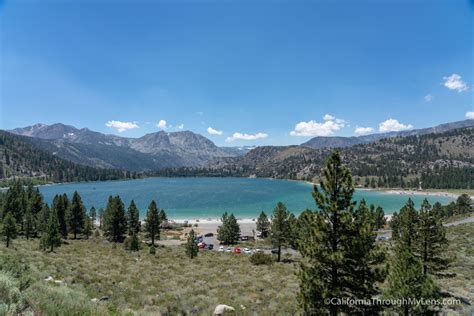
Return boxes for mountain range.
[9,123,251,171]
[301,120,474,149]
[4,119,474,189]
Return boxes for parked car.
[204,233,214,237]
[240,236,248,241]
[226,247,232,252]
[243,248,252,254]
[207,244,214,250]
[218,245,224,252]
[234,246,241,254]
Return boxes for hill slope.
[207,127,474,189]
[0,130,134,184]
[302,119,474,149]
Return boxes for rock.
[44,276,54,282]
[91,298,99,303]
[213,304,235,315]
[54,280,66,286]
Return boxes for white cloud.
[156,120,168,130]
[290,114,346,137]
[226,132,268,142]
[354,127,374,135]
[424,94,433,102]
[379,118,413,132]
[323,114,335,121]
[466,111,474,119]
[176,124,184,129]
[443,74,468,92]
[207,127,223,135]
[105,120,139,133]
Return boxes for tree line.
[0,182,168,253]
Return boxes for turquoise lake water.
[38,177,455,219]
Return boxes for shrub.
[0,271,29,314]
[249,252,273,265]
[149,245,156,255]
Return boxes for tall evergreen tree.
[144,200,161,246]
[270,202,290,262]
[37,204,51,235]
[385,246,439,316]
[298,151,383,315]
[127,200,140,235]
[373,206,386,230]
[186,229,199,259]
[256,211,270,238]
[103,195,127,242]
[1,212,18,248]
[89,206,97,223]
[217,212,240,245]
[2,181,26,231]
[455,194,472,214]
[25,185,43,237]
[24,205,35,240]
[67,191,86,239]
[83,215,93,239]
[52,194,69,239]
[415,199,449,276]
[41,209,62,252]
[392,199,418,248]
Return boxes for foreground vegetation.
[1,151,473,314]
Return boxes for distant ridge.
[9,123,250,170]
[302,119,474,149]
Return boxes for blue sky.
[0,0,472,146]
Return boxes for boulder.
[213,304,235,315]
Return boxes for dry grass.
[2,235,299,315]
[2,223,473,315]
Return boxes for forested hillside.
[204,127,474,189]
[0,130,136,185]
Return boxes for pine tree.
[385,244,439,315]
[298,151,383,315]
[89,206,97,223]
[127,200,140,235]
[52,194,69,239]
[41,209,62,252]
[1,212,18,248]
[256,211,270,238]
[270,202,290,262]
[37,204,51,235]
[392,199,418,248]
[186,229,199,259]
[67,191,86,239]
[455,194,472,215]
[3,181,26,232]
[415,199,449,275]
[25,185,43,237]
[24,205,35,240]
[103,195,127,242]
[83,215,93,239]
[130,232,140,251]
[158,209,168,224]
[373,205,386,230]
[217,212,240,245]
[287,212,298,249]
[144,200,161,246]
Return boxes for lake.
[38,177,455,219]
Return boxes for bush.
[149,245,156,255]
[249,252,273,265]
[0,271,29,314]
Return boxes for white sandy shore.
[382,189,462,199]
